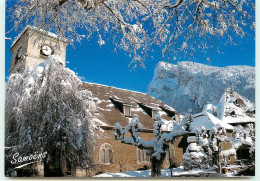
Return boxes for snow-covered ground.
[93,167,218,177]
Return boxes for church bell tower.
[9,26,68,75]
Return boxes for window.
[152,109,158,120]
[123,104,131,117]
[99,143,113,164]
[226,156,231,162]
[137,148,148,163]
[160,106,176,118]
[93,98,99,113]
[15,47,23,64]
[175,113,180,123]
[110,98,132,117]
[233,98,245,107]
[229,110,236,117]
[166,146,175,162]
[138,103,159,120]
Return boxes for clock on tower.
[9,26,68,75]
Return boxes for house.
[197,89,255,165]
[217,88,255,127]
[216,89,255,162]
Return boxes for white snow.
[217,90,255,124]
[189,111,233,133]
[221,148,236,157]
[147,61,255,113]
[93,167,216,177]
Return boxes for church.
[8,26,185,177]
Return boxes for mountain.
[147,61,255,113]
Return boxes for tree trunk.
[150,157,163,177]
[218,151,222,173]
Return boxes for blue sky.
[5,9,255,93]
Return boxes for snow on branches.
[186,123,255,172]
[183,142,209,171]
[8,0,255,66]
[5,55,97,170]
[113,113,187,177]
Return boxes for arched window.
[137,148,148,163]
[99,143,113,164]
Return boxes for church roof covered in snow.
[80,82,177,129]
[216,89,255,125]
[189,111,234,133]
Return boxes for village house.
[192,88,255,166]
[214,89,255,163]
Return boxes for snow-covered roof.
[217,89,255,124]
[189,111,233,133]
[81,82,177,129]
[11,25,68,49]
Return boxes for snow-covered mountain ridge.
[147,61,255,113]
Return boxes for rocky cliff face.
[147,61,255,113]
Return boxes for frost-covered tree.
[193,124,255,173]
[194,126,228,173]
[5,55,97,176]
[7,0,255,66]
[113,113,187,177]
[182,136,209,171]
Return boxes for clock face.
[41,45,53,56]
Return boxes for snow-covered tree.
[192,123,255,173]
[7,0,254,66]
[182,136,209,171]
[113,113,187,177]
[5,55,97,175]
[193,126,227,173]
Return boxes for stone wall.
[87,129,184,176]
